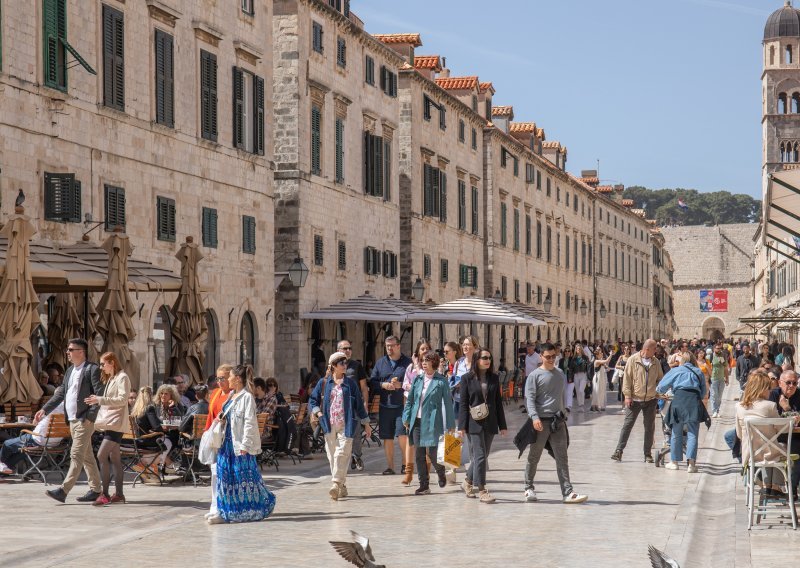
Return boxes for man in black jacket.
[735,344,760,389]
[35,338,104,504]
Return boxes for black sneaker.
[415,485,431,495]
[610,450,622,462]
[76,490,102,503]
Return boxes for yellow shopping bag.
[436,432,462,469]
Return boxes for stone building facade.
[271,1,406,377]
[0,0,275,385]
[662,224,756,340]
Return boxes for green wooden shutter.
[155,30,174,127]
[311,105,321,175]
[254,74,265,155]
[335,117,344,183]
[232,66,244,149]
[200,50,218,141]
[102,5,124,111]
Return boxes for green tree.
[622,186,760,225]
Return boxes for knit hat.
[328,351,348,366]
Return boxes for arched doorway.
[152,305,173,386]
[202,310,219,381]
[240,311,256,367]
[702,317,726,341]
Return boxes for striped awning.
[405,296,546,325]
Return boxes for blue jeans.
[0,433,35,469]
[709,381,725,413]
[670,422,699,462]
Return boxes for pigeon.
[648,545,680,568]
[329,531,385,568]
[15,189,25,207]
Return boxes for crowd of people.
[2,332,797,524]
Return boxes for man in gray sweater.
[524,343,588,504]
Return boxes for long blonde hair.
[131,386,153,419]
[739,370,772,409]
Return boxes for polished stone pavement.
[1,384,797,568]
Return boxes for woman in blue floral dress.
[208,365,276,524]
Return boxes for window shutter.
[200,50,218,141]
[254,74,265,155]
[102,5,124,111]
[155,30,174,127]
[232,66,244,149]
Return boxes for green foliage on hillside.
[622,186,761,226]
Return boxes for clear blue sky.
[353,0,778,199]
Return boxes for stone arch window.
[771,45,776,66]
[240,311,256,367]
[779,92,788,114]
[787,44,793,65]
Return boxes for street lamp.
[599,301,607,319]
[543,293,552,314]
[580,300,588,316]
[411,277,425,302]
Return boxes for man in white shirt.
[524,343,542,377]
[36,338,104,504]
[0,402,65,475]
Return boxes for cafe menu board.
[700,289,728,312]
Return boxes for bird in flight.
[329,531,385,568]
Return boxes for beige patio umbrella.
[95,231,139,388]
[0,208,43,404]
[168,236,207,386]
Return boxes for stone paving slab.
[0,387,795,568]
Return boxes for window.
[458,119,465,143]
[379,65,397,96]
[363,132,386,197]
[201,207,218,248]
[338,240,346,270]
[536,221,542,258]
[423,164,446,222]
[44,173,80,222]
[513,208,520,251]
[471,128,477,150]
[525,214,531,255]
[335,117,344,183]
[102,5,125,111]
[423,254,431,279]
[233,67,265,154]
[44,0,95,92]
[458,180,467,230]
[500,203,507,246]
[242,215,256,254]
[440,259,449,282]
[459,264,478,288]
[365,55,375,85]
[312,21,324,53]
[311,104,322,175]
[241,0,254,15]
[471,185,479,235]
[336,37,346,68]
[200,50,218,141]
[364,246,381,275]
[154,30,174,127]
[546,226,552,263]
[382,251,398,278]
[156,196,176,241]
[103,184,125,231]
[313,235,324,266]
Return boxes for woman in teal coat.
[402,351,455,495]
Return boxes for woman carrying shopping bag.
[402,352,455,495]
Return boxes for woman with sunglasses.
[458,349,507,503]
[310,352,371,500]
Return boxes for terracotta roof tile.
[435,76,479,90]
[621,199,634,207]
[414,55,441,70]
[479,81,495,94]
[509,122,536,133]
[491,105,513,117]
[372,33,422,47]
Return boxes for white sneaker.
[687,464,698,473]
[665,462,679,470]
[563,492,588,504]
[524,489,538,502]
